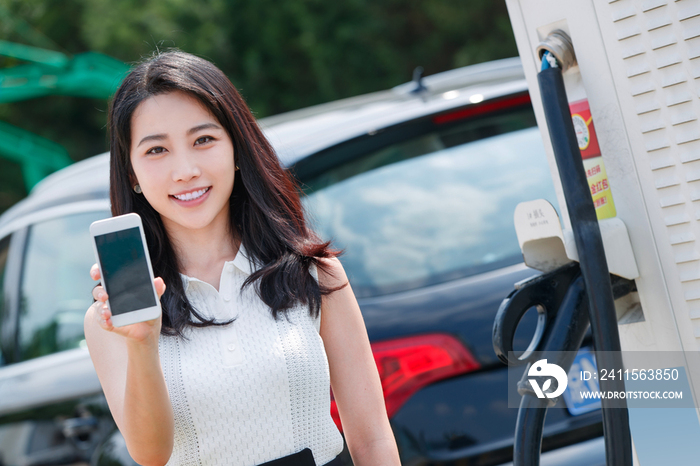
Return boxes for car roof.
[263,57,526,165]
[0,57,526,231]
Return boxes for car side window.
[0,235,9,366]
[301,107,559,298]
[18,211,109,362]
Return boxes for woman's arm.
[318,258,401,466]
[84,266,174,466]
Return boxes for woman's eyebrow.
[137,133,167,148]
[187,123,222,135]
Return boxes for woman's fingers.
[92,300,113,330]
[90,276,165,336]
[90,264,106,304]
[100,305,113,329]
[92,285,108,302]
[90,264,101,281]
[155,277,166,299]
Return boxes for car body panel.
[359,263,536,365]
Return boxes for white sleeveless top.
[158,244,344,466]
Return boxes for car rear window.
[301,107,558,298]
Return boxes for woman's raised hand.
[89,264,166,343]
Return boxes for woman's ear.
[129,178,140,193]
[127,166,139,191]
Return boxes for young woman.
[84,50,401,466]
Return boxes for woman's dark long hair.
[108,50,346,336]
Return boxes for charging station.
[499,1,700,464]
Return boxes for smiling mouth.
[171,187,211,201]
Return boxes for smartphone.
[89,213,161,327]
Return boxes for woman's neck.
[164,213,239,289]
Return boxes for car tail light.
[432,93,532,125]
[330,333,480,432]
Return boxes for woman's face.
[129,91,236,235]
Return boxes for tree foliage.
[0,0,517,213]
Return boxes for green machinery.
[0,40,129,190]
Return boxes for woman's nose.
[172,150,202,182]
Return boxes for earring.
[133,184,142,194]
[235,165,240,171]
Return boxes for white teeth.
[173,187,209,201]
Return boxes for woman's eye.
[195,136,214,145]
[146,146,166,155]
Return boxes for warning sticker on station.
[569,99,616,220]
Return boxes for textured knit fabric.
[158,243,344,466]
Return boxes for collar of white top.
[179,242,261,291]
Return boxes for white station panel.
[594,0,700,350]
[507,0,700,356]
[507,1,700,462]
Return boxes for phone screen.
[94,227,156,315]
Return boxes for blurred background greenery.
[0,0,517,214]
